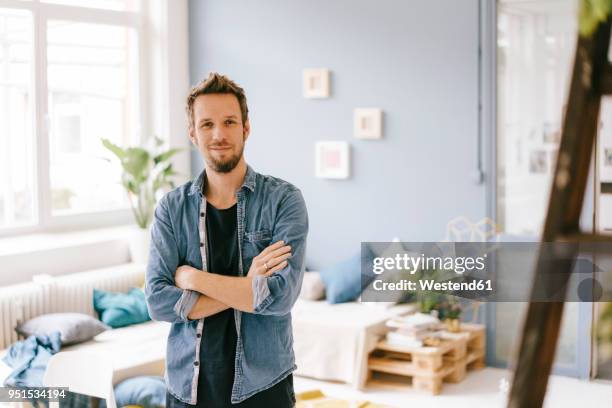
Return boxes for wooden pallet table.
[365,323,485,395]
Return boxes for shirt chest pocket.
[242,229,273,266]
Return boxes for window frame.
[0,0,148,236]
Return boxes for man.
[145,72,308,407]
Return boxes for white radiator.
[52,264,146,317]
[0,263,145,350]
[0,282,51,350]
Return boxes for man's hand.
[247,240,292,278]
[175,265,200,291]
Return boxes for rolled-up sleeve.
[252,189,308,316]
[145,196,199,323]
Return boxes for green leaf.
[123,148,151,180]
[154,148,183,165]
[101,138,126,159]
[123,178,138,195]
[579,0,612,37]
[162,164,177,177]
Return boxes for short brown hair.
[186,72,249,129]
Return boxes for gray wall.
[188,0,486,269]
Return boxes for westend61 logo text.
[370,277,494,292]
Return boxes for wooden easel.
[507,16,612,408]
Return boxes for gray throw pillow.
[16,313,110,346]
[299,271,326,300]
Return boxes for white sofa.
[292,299,415,387]
[0,263,169,388]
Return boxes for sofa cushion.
[319,246,376,304]
[93,288,150,328]
[112,376,165,408]
[299,272,325,300]
[15,313,109,346]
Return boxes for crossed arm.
[185,295,227,320]
[145,189,308,322]
[175,241,291,319]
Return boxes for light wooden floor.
[1,367,609,408]
[294,367,612,408]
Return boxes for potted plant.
[414,267,453,318]
[102,137,182,262]
[439,299,462,333]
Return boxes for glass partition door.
[493,0,592,378]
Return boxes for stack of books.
[384,313,440,348]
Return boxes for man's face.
[189,93,250,173]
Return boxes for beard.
[206,143,245,173]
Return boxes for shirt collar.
[188,164,256,196]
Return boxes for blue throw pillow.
[319,246,376,304]
[100,376,165,408]
[93,288,151,329]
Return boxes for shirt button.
[200,212,204,217]
[200,242,203,247]
[196,333,201,338]
[194,361,199,366]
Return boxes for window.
[0,8,35,228]
[41,0,139,12]
[47,20,139,214]
[0,0,143,233]
[495,0,586,377]
[496,0,578,236]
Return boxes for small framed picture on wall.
[315,141,350,179]
[542,122,561,144]
[354,108,383,139]
[303,68,330,98]
[604,148,612,167]
[529,150,548,174]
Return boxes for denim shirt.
[144,165,308,404]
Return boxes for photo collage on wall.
[303,68,383,180]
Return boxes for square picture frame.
[354,108,383,139]
[303,68,330,98]
[529,150,548,174]
[604,147,612,167]
[315,141,350,179]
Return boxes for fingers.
[265,251,292,267]
[262,253,291,276]
[266,245,291,261]
[259,240,285,257]
[250,240,292,277]
[255,241,291,263]
[264,260,288,276]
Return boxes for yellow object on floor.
[296,389,392,408]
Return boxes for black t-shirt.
[166,202,294,408]
[201,202,240,365]
[198,202,239,407]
